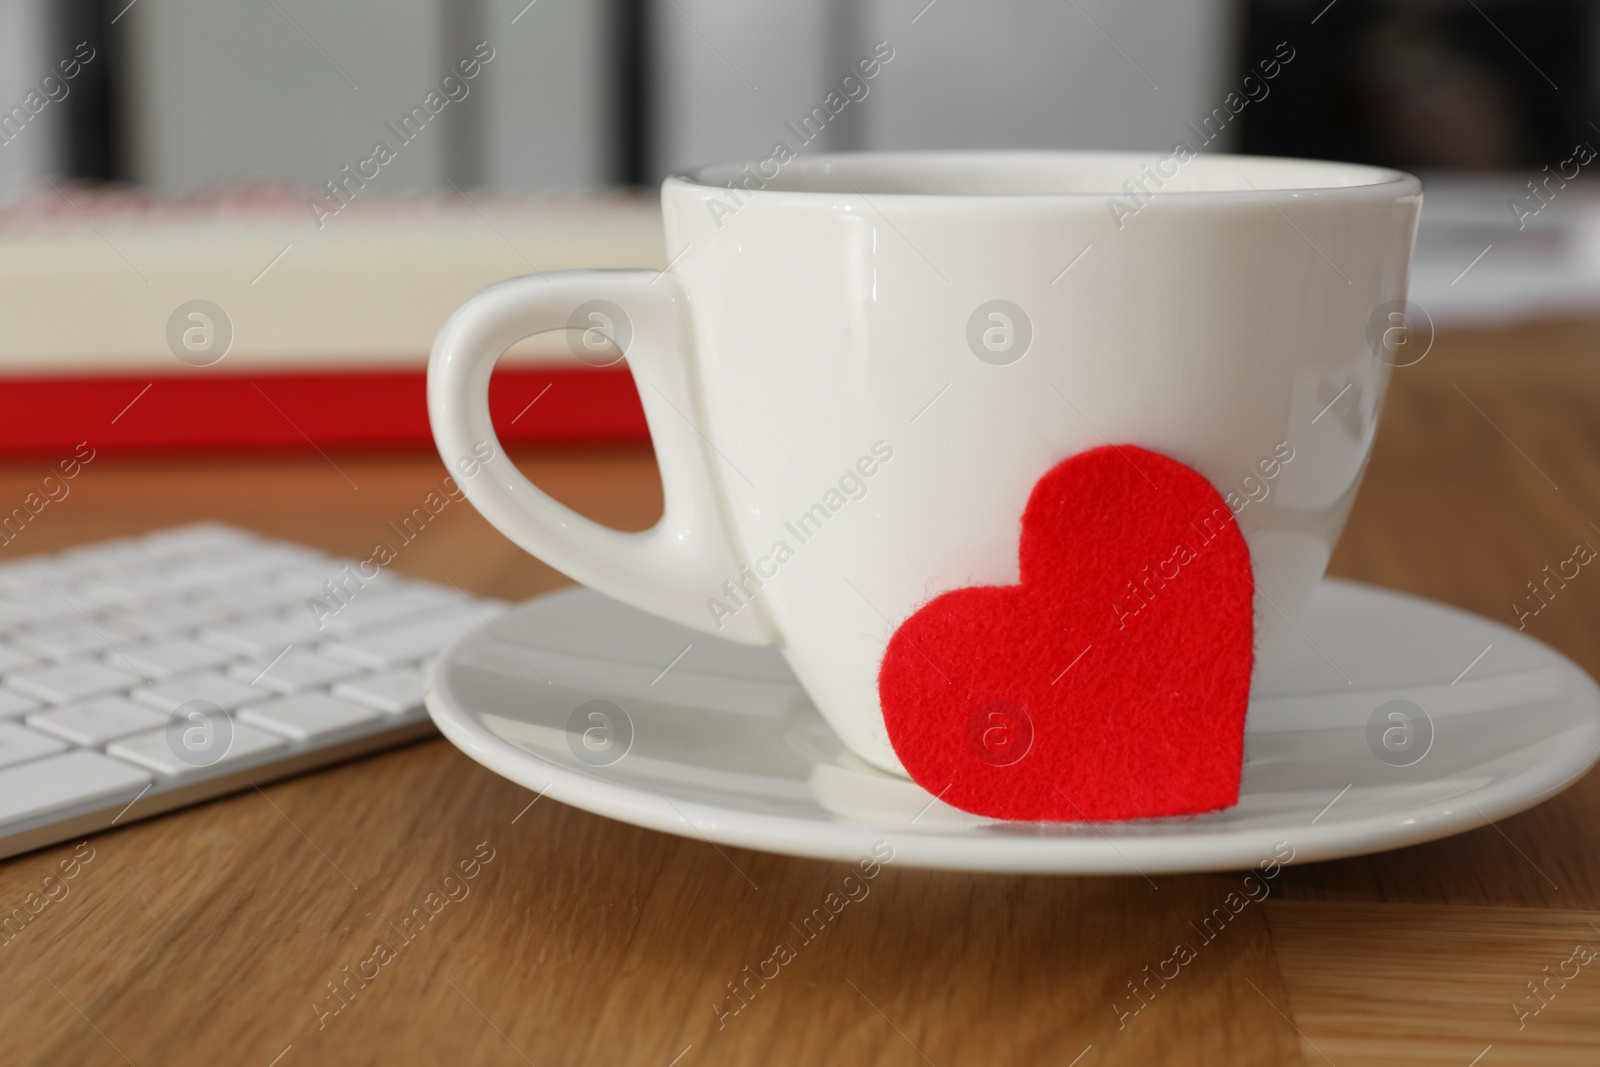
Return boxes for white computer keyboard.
[0,523,503,860]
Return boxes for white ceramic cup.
[429,151,1422,775]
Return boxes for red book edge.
[0,367,649,457]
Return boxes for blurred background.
[0,0,1595,453]
[5,0,1592,190]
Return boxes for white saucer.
[425,580,1600,874]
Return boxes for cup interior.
[673,150,1413,198]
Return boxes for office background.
[0,0,1595,428]
[0,0,1590,198]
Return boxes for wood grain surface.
[2,317,1600,1065]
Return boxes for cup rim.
[665,150,1421,202]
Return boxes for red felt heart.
[878,445,1254,822]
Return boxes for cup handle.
[428,270,777,645]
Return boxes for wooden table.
[4,317,1600,1066]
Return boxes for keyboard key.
[77,568,216,606]
[321,608,493,669]
[61,534,157,562]
[333,668,426,715]
[230,651,360,694]
[0,602,35,630]
[27,698,168,746]
[132,673,270,713]
[240,693,380,741]
[15,619,146,662]
[0,750,151,824]
[191,578,313,617]
[56,544,159,579]
[0,597,79,629]
[272,566,349,596]
[115,640,231,680]
[0,689,40,718]
[2,579,93,612]
[107,601,220,639]
[139,522,259,554]
[7,661,141,704]
[314,587,461,638]
[0,558,65,592]
[0,722,67,768]
[200,617,320,657]
[186,546,326,583]
[0,643,35,675]
[108,721,285,777]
